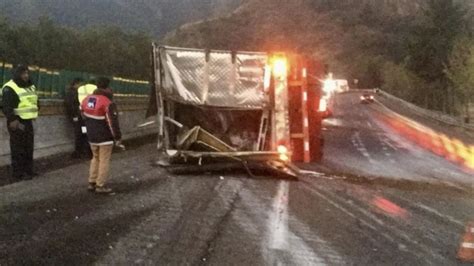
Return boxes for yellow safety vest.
[77,84,97,104]
[1,80,38,120]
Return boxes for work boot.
[88,182,96,192]
[95,186,113,194]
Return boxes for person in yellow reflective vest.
[77,79,97,107]
[1,65,39,181]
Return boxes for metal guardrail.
[377,90,474,132]
[0,62,150,99]
[0,98,149,117]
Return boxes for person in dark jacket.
[1,65,38,181]
[81,77,122,194]
[64,78,92,159]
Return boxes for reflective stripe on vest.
[1,80,38,120]
[78,84,97,105]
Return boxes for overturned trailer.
[148,45,324,177]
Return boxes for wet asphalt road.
[1,92,473,265]
[322,92,473,187]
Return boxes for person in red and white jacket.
[81,77,122,194]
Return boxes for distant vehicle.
[322,77,348,94]
[335,79,349,93]
[360,93,374,104]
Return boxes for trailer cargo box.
[147,45,324,177]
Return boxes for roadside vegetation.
[166,0,474,118]
[0,17,151,80]
[0,0,472,118]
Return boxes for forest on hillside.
[0,0,473,117]
[0,0,242,37]
[0,17,152,80]
[166,0,474,116]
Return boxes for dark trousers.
[73,119,91,158]
[8,120,34,178]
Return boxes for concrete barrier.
[0,98,158,167]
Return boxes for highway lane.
[322,91,473,187]
[0,92,473,265]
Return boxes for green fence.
[0,62,150,99]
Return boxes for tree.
[0,18,152,80]
[382,61,427,103]
[406,0,468,113]
[446,37,474,120]
[0,17,9,60]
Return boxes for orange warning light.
[271,56,288,78]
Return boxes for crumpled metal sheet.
[158,46,268,109]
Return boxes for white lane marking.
[384,140,399,151]
[360,150,371,158]
[241,186,338,265]
[353,131,375,163]
[269,181,289,250]
[415,203,464,227]
[378,134,399,151]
